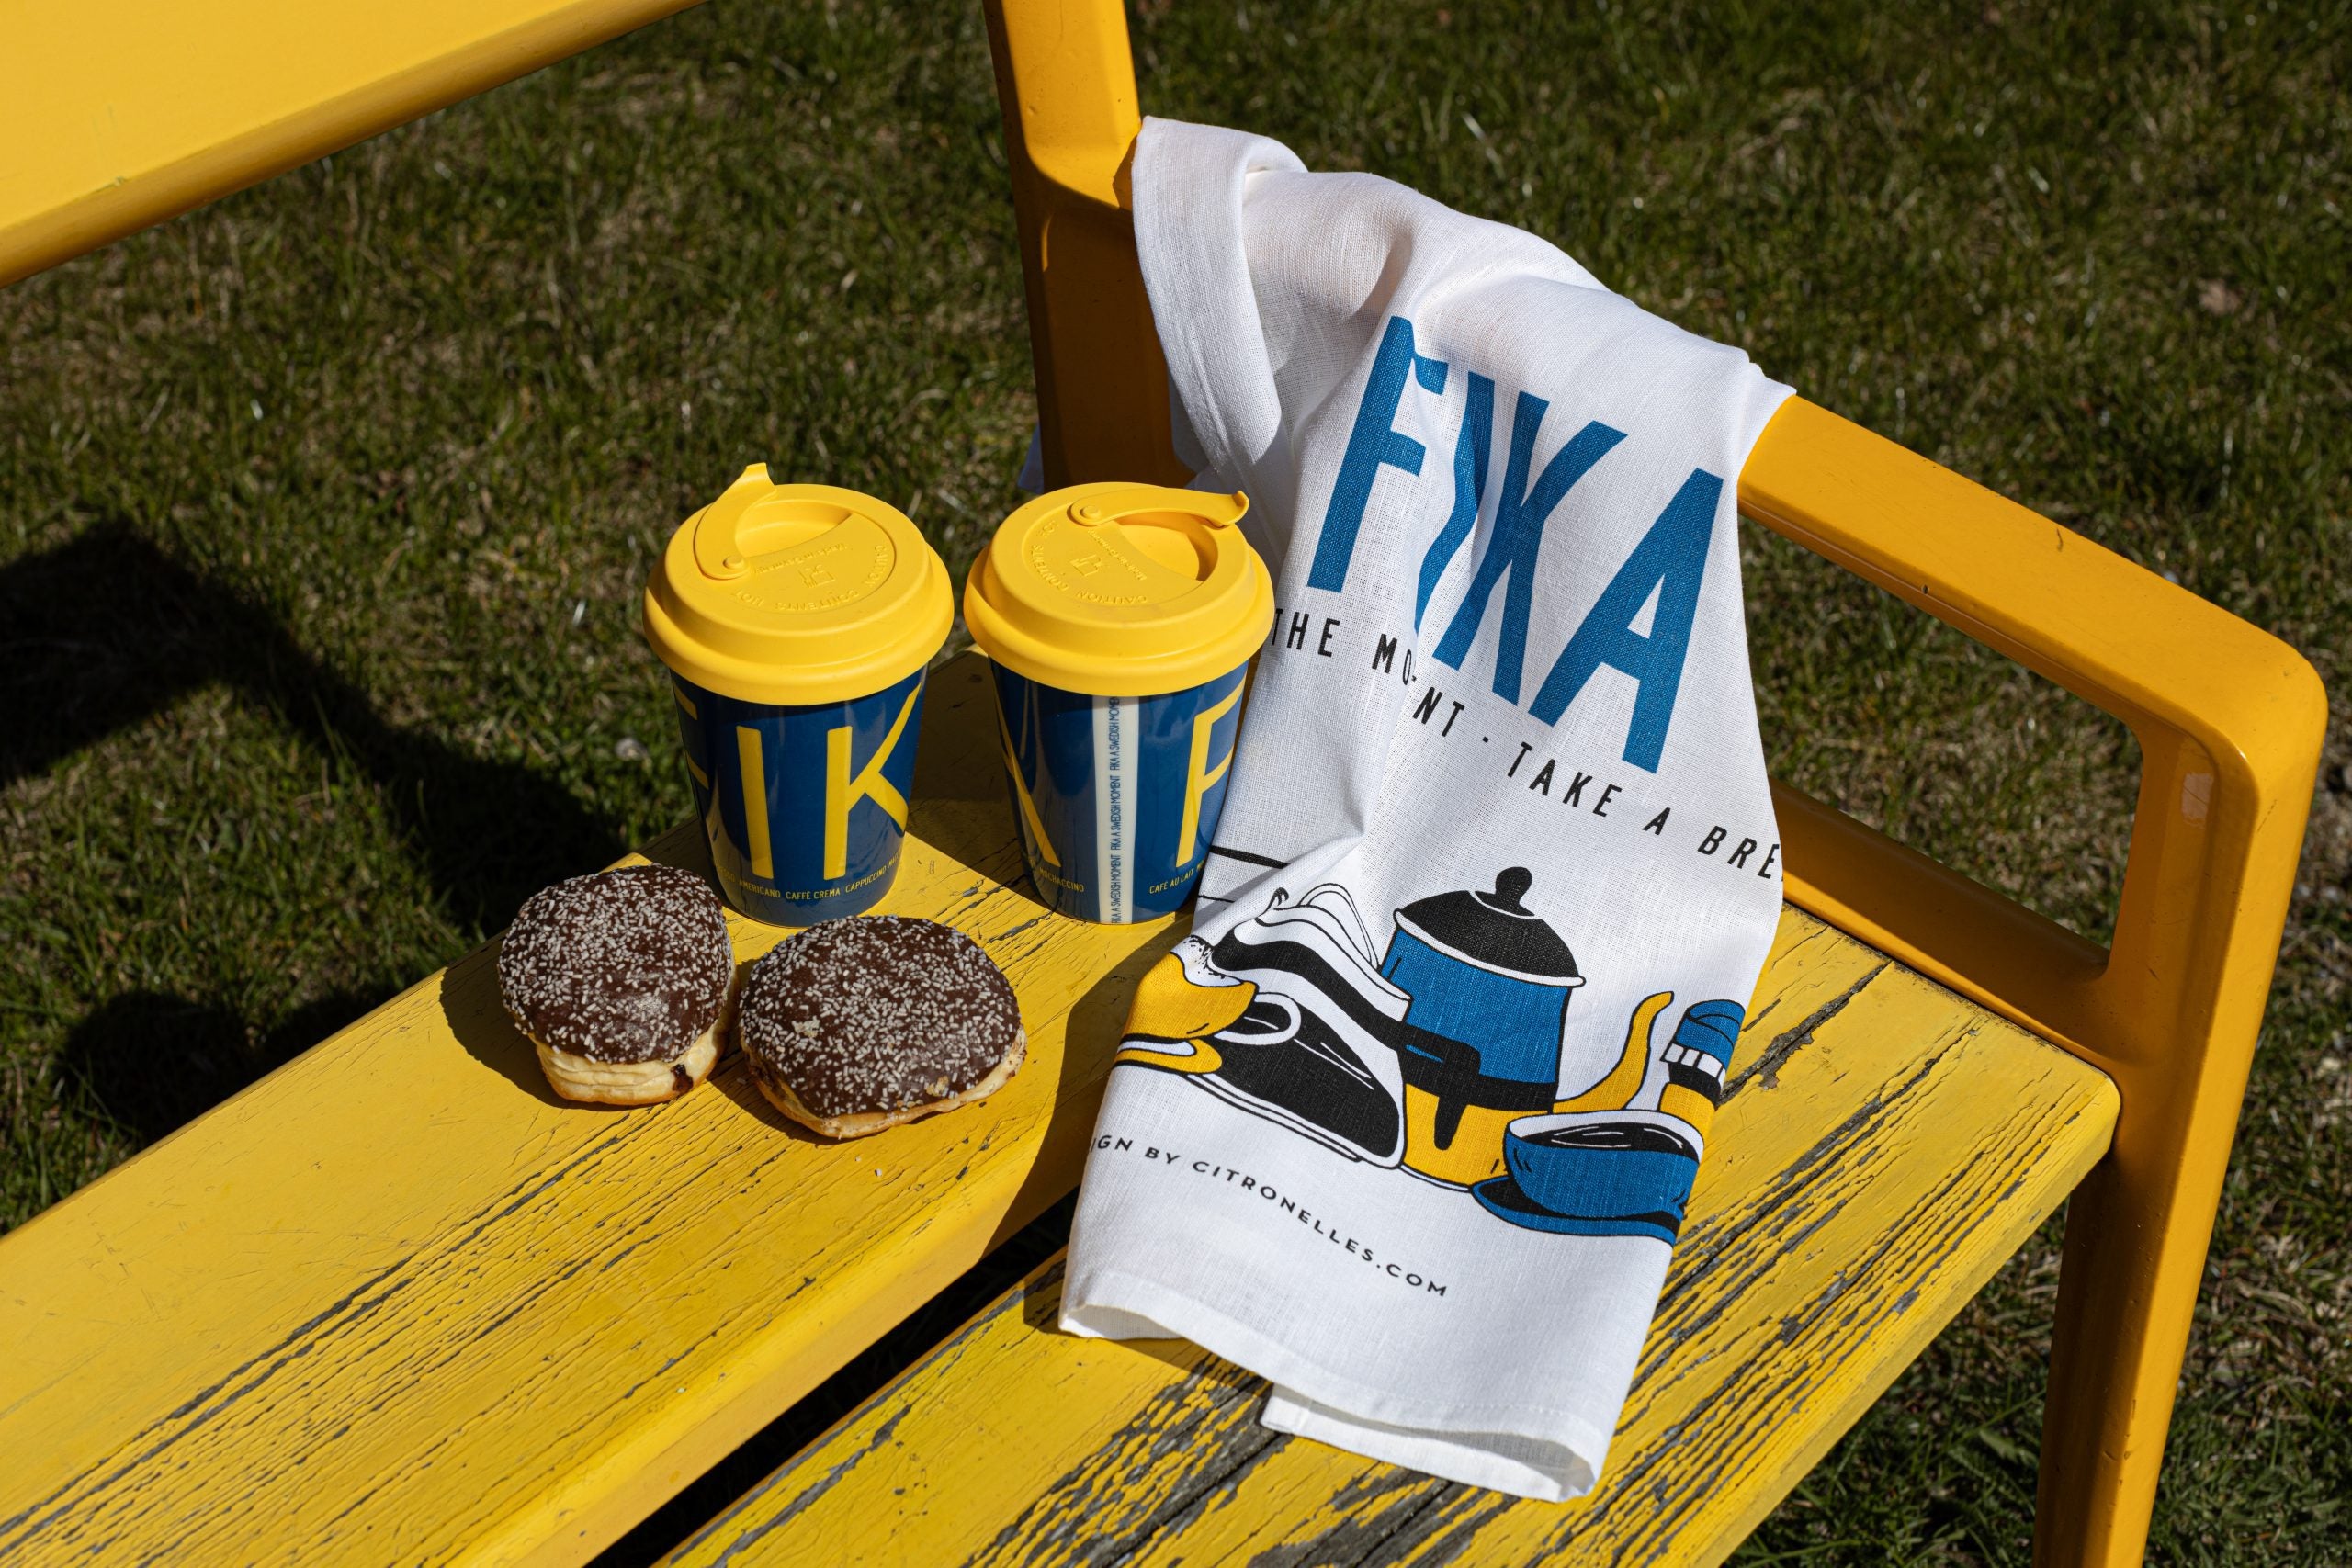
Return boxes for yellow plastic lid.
[964,482,1276,697]
[643,467,952,706]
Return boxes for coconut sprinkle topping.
[739,917,1020,1119]
[497,865,733,1063]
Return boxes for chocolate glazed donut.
[738,917,1024,1139]
[498,864,737,1105]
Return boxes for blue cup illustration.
[989,660,1247,924]
[668,666,927,925]
[1485,1109,1702,1243]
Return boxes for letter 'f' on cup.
[643,467,952,924]
[963,483,1275,924]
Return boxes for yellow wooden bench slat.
[0,0,703,288]
[662,910,2119,1568]
[0,656,1178,1568]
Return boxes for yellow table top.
[0,655,1180,1567]
[0,0,699,287]
[670,909,2120,1568]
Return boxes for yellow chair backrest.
[978,5,2325,1563]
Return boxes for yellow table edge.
[0,0,705,288]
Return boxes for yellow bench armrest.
[1739,401,2322,1565]
[0,0,703,288]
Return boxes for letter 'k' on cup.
[964,483,1275,924]
[643,468,952,924]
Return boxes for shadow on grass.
[2,524,622,928]
[9,524,623,1144]
[56,988,382,1144]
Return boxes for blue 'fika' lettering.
[1303,313,1724,773]
[1414,371,1492,628]
[1528,467,1720,771]
[1307,316,1449,593]
[1429,393,1624,703]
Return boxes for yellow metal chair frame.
[981,3,2325,1562]
[0,0,704,288]
[0,2,2322,1562]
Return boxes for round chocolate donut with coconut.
[498,864,736,1105]
[738,916,1023,1139]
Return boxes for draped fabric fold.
[1061,118,1792,1500]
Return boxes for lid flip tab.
[643,468,952,706]
[964,482,1275,697]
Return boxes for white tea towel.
[1059,118,1794,1501]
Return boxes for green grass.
[2,0,2346,1562]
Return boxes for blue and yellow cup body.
[989,660,1246,924]
[668,666,926,923]
[964,483,1275,926]
[644,469,952,926]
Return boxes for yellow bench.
[666,908,2119,1567]
[0,3,2324,1566]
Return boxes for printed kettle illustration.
[1385,867,1594,1187]
[1114,866,1745,1235]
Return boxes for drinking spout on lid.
[692,464,775,580]
[1198,490,1250,527]
[692,465,862,579]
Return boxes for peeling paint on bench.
[666,910,2119,1568]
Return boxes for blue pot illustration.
[1108,862,1741,1233]
[1379,867,1585,1187]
